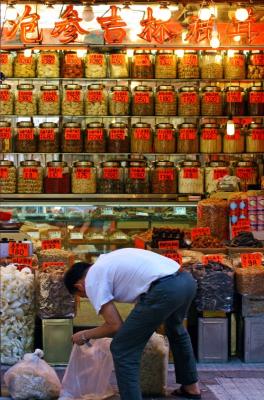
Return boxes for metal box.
[198,317,228,363]
[239,294,264,317]
[239,316,264,363]
[42,319,73,365]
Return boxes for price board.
[41,239,61,250]
[241,253,262,268]
[8,242,29,257]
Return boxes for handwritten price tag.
[17,54,32,64]
[235,168,254,180]
[48,230,62,239]
[8,242,29,257]
[0,53,8,64]
[252,129,264,140]
[110,129,125,140]
[249,92,264,104]
[23,168,39,180]
[103,167,119,180]
[134,54,151,66]
[66,90,81,102]
[157,129,173,141]
[70,232,84,240]
[241,253,262,268]
[202,128,218,140]
[87,129,103,141]
[202,254,224,265]
[42,261,65,269]
[0,90,10,101]
[181,93,197,105]
[41,239,61,250]
[88,54,104,65]
[39,128,55,141]
[230,55,244,66]
[18,91,33,103]
[65,53,81,65]
[157,91,174,103]
[113,91,129,103]
[110,54,125,65]
[183,168,198,179]
[0,167,8,179]
[158,240,179,249]
[134,92,150,104]
[183,54,198,65]
[232,219,251,238]
[43,91,58,102]
[191,227,211,241]
[130,167,146,180]
[75,168,91,179]
[252,54,264,66]
[65,128,81,141]
[213,168,228,180]
[0,127,11,139]
[47,167,63,179]
[41,54,55,64]
[12,257,33,267]
[18,129,34,141]
[134,128,150,140]
[227,92,242,103]
[204,92,221,104]
[158,169,174,181]
[179,128,196,140]
[164,252,182,265]
[159,54,173,66]
[88,90,103,102]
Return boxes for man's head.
[64,262,92,297]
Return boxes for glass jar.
[15,121,37,153]
[200,50,223,79]
[154,123,175,153]
[15,84,37,116]
[155,85,177,116]
[155,50,177,79]
[37,51,60,78]
[62,122,83,153]
[39,85,60,115]
[0,84,13,115]
[131,122,152,153]
[178,50,199,79]
[98,161,124,194]
[107,122,129,153]
[200,123,222,153]
[178,86,199,116]
[131,50,154,79]
[177,122,199,154]
[233,160,258,190]
[0,160,16,194]
[178,161,204,194]
[18,160,43,194]
[62,84,84,116]
[246,122,264,153]
[38,122,59,153]
[85,84,108,116]
[151,160,177,194]
[72,161,96,194]
[223,123,245,153]
[44,161,71,194]
[0,51,13,77]
[224,50,246,79]
[247,50,264,79]
[62,51,84,78]
[109,86,130,116]
[85,122,106,153]
[109,51,129,78]
[224,86,245,116]
[85,51,107,78]
[0,121,12,153]
[132,85,154,116]
[125,160,150,194]
[205,161,230,194]
[201,86,223,116]
[14,52,36,78]
[248,86,264,116]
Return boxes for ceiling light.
[198,7,211,21]
[153,3,172,22]
[234,35,241,42]
[5,4,17,20]
[120,3,132,21]
[82,2,94,22]
[126,49,134,58]
[210,36,220,48]
[235,7,249,22]
[227,119,235,136]
[24,49,32,58]
[176,49,184,57]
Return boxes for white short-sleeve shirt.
[85,248,180,314]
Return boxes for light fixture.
[24,49,32,58]
[199,6,211,21]
[5,3,17,20]
[126,49,134,58]
[227,118,235,136]
[210,24,220,48]
[235,7,249,22]
[176,49,184,57]
[77,49,87,58]
[82,2,94,22]
[227,49,235,57]
[153,2,172,22]
[234,35,241,42]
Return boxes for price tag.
[76,167,91,179]
[27,231,40,239]
[230,55,244,66]
[39,128,55,141]
[174,206,186,215]
[225,129,241,140]
[87,129,103,141]
[235,168,254,180]
[157,129,173,141]
[191,227,211,241]
[134,128,150,140]
[241,252,262,268]
[249,92,264,103]
[18,128,34,141]
[110,54,125,65]
[202,254,224,265]
[134,54,151,66]
[65,53,81,65]
[252,54,264,66]
[17,54,32,64]
[159,54,173,66]
[70,232,84,240]
[202,128,218,140]
[8,242,29,257]
[252,129,264,140]
[183,168,198,179]
[48,230,62,239]
[0,53,8,64]
[181,93,197,104]
[42,261,65,269]
[41,54,55,64]
[0,127,11,139]
[47,167,63,179]
[158,240,179,249]
[183,54,198,65]
[0,167,8,179]
[88,54,104,65]
[157,91,174,103]
[232,219,251,238]
[23,168,39,180]
[134,92,150,104]
[18,91,33,103]
[130,167,146,179]
[179,128,196,140]
[103,167,119,180]
[204,92,220,104]
[109,129,125,140]
[66,90,81,102]
[164,252,182,265]
[227,92,242,103]
[158,169,174,181]
[43,91,58,102]
[65,128,81,141]
[41,239,61,250]
[213,168,228,180]
[113,91,129,103]
[88,90,103,102]
[12,257,33,267]
[0,90,10,101]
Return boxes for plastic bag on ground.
[59,338,114,400]
[4,349,61,400]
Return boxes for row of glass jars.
[1,120,263,155]
[0,159,259,195]
[1,50,264,80]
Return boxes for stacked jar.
[85,51,107,78]
[201,86,223,116]
[200,123,222,153]
[132,85,154,116]
[0,51,13,77]
[98,161,124,193]
[125,160,150,194]
[0,121,12,153]
[178,161,204,194]
[85,122,106,153]
[38,122,60,153]
[0,84,13,115]
[107,122,129,153]
[109,51,129,78]
[72,161,96,194]
[15,84,37,116]
[224,86,245,116]
[18,160,43,194]
[154,123,175,153]
[223,123,245,154]
[151,161,177,194]
[62,51,84,78]
[177,123,199,154]
[155,85,177,116]
[177,50,199,79]
[85,84,108,116]
[200,51,223,79]
[62,84,84,116]
[246,122,264,153]
[109,86,130,116]
[0,160,16,193]
[15,121,37,153]
[224,50,246,79]
[205,161,230,194]
[14,52,36,77]
[131,122,152,153]
[178,86,199,116]
[248,86,264,116]
[37,51,60,78]
[247,50,264,79]
[155,50,177,78]
[233,160,258,190]
[39,85,60,115]
[44,161,71,194]
[131,50,154,79]
[62,122,83,153]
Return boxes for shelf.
[3,152,264,156]
[4,78,264,83]
[1,115,263,119]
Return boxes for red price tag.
[225,129,241,140]
[0,90,10,101]
[17,54,32,64]
[202,254,224,265]
[41,54,55,64]
[183,168,198,179]
[158,169,174,181]
[191,227,211,241]
[159,55,173,66]
[181,93,197,105]
[179,128,196,140]
[227,92,242,103]
[12,257,33,267]
[202,128,218,140]
[18,91,33,103]
[230,55,244,66]
[232,219,251,238]
[241,252,262,268]
[42,91,58,102]
[39,128,55,141]
[183,54,198,65]
[23,167,39,180]
[88,54,103,65]
[134,128,150,140]
[158,240,179,249]
[42,239,61,250]
[65,54,81,65]
[204,92,221,104]
[134,54,151,66]
[66,90,81,102]
[109,129,125,140]
[130,167,146,179]
[213,168,228,180]
[252,54,264,66]
[0,127,11,139]
[8,242,29,257]
[0,167,8,179]
[18,128,34,141]
[236,168,254,180]
[134,92,150,104]
[103,167,119,180]
[47,167,63,178]
[157,129,173,141]
[252,129,264,140]
[88,90,103,102]
[164,252,182,265]
[113,91,129,103]
[0,53,8,64]
[65,128,81,141]
[42,261,65,269]
[110,54,125,65]
[87,129,103,141]
[157,91,174,103]
[75,168,91,179]
[249,92,264,103]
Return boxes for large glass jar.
[224,86,245,116]
[248,86,264,116]
[62,51,84,78]
[201,86,223,116]
[85,51,107,78]
[18,160,43,194]
[132,85,154,116]
[37,51,60,78]
[131,122,152,153]
[151,160,177,194]
[155,85,177,116]
[98,161,124,194]
[224,50,246,79]
[200,123,222,153]
[15,121,37,153]
[125,160,150,194]
[177,122,199,153]
[246,122,264,153]
[62,84,84,116]
[247,50,264,79]
[62,122,83,153]
[0,84,13,115]
[107,122,129,153]
[178,161,204,194]
[0,160,16,194]
[131,50,154,79]
[0,121,12,153]
[223,123,245,154]
[154,123,175,153]
[85,84,108,116]
[44,161,71,194]
[155,50,177,79]
[109,86,130,116]
[109,51,129,78]
[200,50,223,79]
[14,52,36,78]
[38,122,59,153]
[39,85,60,115]
[0,51,13,77]
[72,161,96,194]
[233,160,258,190]
[15,84,37,116]
[178,50,199,79]
[178,86,199,116]
[205,161,230,194]
[85,122,106,153]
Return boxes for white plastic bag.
[59,339,114,400]
[4,349,61,400]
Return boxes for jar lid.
[184,50,197,54]
[0,160,14,166]
[17,84,34,90]
[226,86,243,92]
[20,160,41,167]
[87,122,104,128]
[134,49,151,55]
[249,122,264,128]
[249,86,264,91]
[101,161,121,167]
[39,122,58,128]
[134,85,153,92]
[73,161,94,167]
[128,160,147,167]
[63,122,81,128]
[157,50,174,54]
[208,160,228,167]
[88,84,105,90]
[180,86,198,92]
[178,123,197,129]
[182,161,201,167]
[109,122,127,129]
[40,84,58,90]
[17,121,34,127]
[155,160,174,167]
[111,85,129,91]
[236,160,255,167]
[47,161,68,167]
[201,123,220,128]
[65,84,82,90]
[203,86,221,92]
[250,50,263,54]
[0,121,11,127]
[156,123,174,129]
[227,50,244,54]
[132,122,151,128]
[157,85,175,91]
[0,84,11,89]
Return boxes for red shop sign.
[157,129,173,141]
[23,167,39,180]
[87,129,103,141]
[39,128,55,141]
[12,257,33,267]
[43,91,58,102]
[65,128,81,141]
[134,128,150,140]
[0,127,11,139]
[110,129,126,140]
[18,91,33,102]
[158,169,174,181]
[103,167,119,180]
[75,168,91,179]
[183,168,198,179]
[232,219,251,238]
[134,92,150,104]
[88,90,103,102]
[47,167,63,178]
[18,128,34,140]
[130,167,146,179]
[157,91,174,103]
[179,128,196,140]
[41,54,55,64]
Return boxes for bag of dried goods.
[236,263,264,296]
[38,248,75,268]
[4,349,61,400]
[197,199,229,240]
[59,339,114,400]
[140,333,169,397]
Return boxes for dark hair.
[64,262,92,294]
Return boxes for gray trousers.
[110,271,198,400]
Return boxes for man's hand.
[72,331,89,346]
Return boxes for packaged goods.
[85,122,106,153]
[85,84,108,116]
[38,122,59,153]
[17,160,43,194]
[38,248,74,267]
[178,161,204,194]
[0,83,13,115]
[125,160,150,194]
[155,85,177,116]
[0,121,12,153]
[39,84,60,115]
[236,266,264,296]
[179,249,203,266]
[200,50,223,79]
[154,123,175,153]
[98,161,124,194]
[233,160,258,189]
[224,86,246,116]
[248,86,264,116]
[200,123,222,154]
[224,51,246,79]
[0,160,16,193]
[72,161,96,194]
[15,121,37,153]
[109,85,130,116]
[178,86,199,116]
[197,199,229,240]
[62,122,83,153]
[62,51,84,78]
[178,50,199,79]
[150,227,188,249]
[191,235,224,248]
[177,123,199,154]
[246,122,264,153]
[85,51,107,78]
[107,122,129,153]
[132,85,154,116]
[15,84,37,116]
[223,124,245,154]
[217,175,240,192]
[132,50,154,79]
[44,161,71,194]
[205,161,230,194]
[14,52,36,78]
[201,86,223,116]
[131,122,152,153]
[228,232,263,248]
[62,84,84,116]
[247,50,264,79]
[109,51,129,78]
[0,51,13,77]
[37,51,60,78]
[155,50,177,78]
[151,161,177,194]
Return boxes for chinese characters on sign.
[97,5,127,44]
[138,7,176,44]
[5,5,43,43]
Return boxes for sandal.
[171,385,201,399]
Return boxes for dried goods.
[224,51,246,79]
[37,51,60,78]
[107,122,129,153]
[155,85,177,116]
[246,123,264,153]
[178,87,199,116]
[224,86,245,116]
[234,161,258,189]
[62,122,83,153]
[85,122,106,153]
[85,84,108,116]
[200,123,222,154]
[132,50,154,79]
[15,122,37,153]
[151,227,188,249]
[155,50,177,79]
[72,161,96,194]
[0,160,16,194]
[109,231,130,243]
[151,161,177,194]
[44,161,71,194]
[132,86,154,116]
[131,123,152,153]
[15,84,37,116]
[62,52,84,78]
[0,84,13,115]
[109,86,130,116]
[39,85,60,115]
[178,51,199,79]
[62,84,84,116]
[248,51,264,79]
[205,162,230,194]
[125,161,149,194]
[200,51,223,79]
[38,122,59,153]
[191,235,224,248]
[0,51,13,77]
[248,86,264,116]
[228,232,263,248]
[177,123,199,154]
[236,266,264,296]
[17,161,43,194]
[223,125,245,154]
[98,161,124,194]
[38,248,74,267]
[109,52,129,78]
[217,176,240,192]
[197,199,229,240]
[178,161,204,194]
[0,121,12,153]
[201,86,223,116]
[85,52,107,78]
[179,250,203,267]
[154,123,175,153]
[14,53,36,78]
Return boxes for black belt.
[149,270,181,291]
